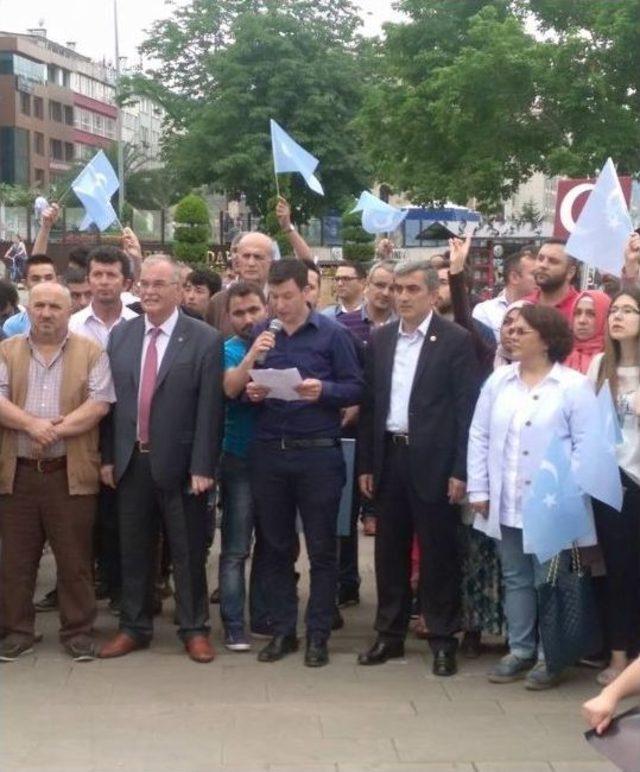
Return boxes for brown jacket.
[0,333,104,495]
[204,289,234,338]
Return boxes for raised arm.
[276,197,312,261]
[31,203,60,256]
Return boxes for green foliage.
[0,183,34,206]
[173,194,210,263]
[134,0,371,222]
[341,210,374,245]
[342,242,375,261]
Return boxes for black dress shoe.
[331,606,344,631]
[257,634,299,663]
[432,649,457,676]
[337,585,360,608]
[357,638,404,666]
[305,638,329,668]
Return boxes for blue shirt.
[251,311,363,440]
[2,310,30,338]
[223,336,255,458]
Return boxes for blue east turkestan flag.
[573,379,624,512]
[522,434,593,563]
[350,190,408,234]
[270,120,324,196]
[71,150,119,231]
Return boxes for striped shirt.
[0,335,115,458]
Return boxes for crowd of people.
[0,200,639,726]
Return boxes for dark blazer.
[358,313,478,503]
[101,311,224,490]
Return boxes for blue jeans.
[497,525,555,661]
[218,452,268,633]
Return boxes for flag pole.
[114,0,125,220]
[274,171,281,199]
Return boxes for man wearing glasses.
[99,256,224,664]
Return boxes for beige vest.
[0,333,104,495]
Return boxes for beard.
[534,271,567,291]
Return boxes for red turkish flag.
[554,176,632,239]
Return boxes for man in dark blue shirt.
[246,259,363,667]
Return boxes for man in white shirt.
[472,247,537,341]
[69,246,138,348]
[68,245,138,611]
[357,259,478,677]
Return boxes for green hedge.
[174,241,209,263]
[343,242,375,261]
[173,193,210,264]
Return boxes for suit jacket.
[358,313,479,503]
[101,311,224,490]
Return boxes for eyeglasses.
[608,305,640,318]
[139,280,178,291]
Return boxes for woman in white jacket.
[467,304,599,690]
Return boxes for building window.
[34,96,44,119]
[49,139,63,161]
[49,101,63,122]
[34,168,45,186]
[64,142,74,162]
[64,106,74,125]
[19,92,31,116]
[34,132,45,156]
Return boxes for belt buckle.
[36,458,44,473]
[396,434,409,446]
[138,442,150,454]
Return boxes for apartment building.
[0,28,163,188]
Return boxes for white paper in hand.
[249,368,303,401]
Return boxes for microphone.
[256,318,283,364]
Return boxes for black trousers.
[117,450,210,642]
[94,485,120,600]
[374,441,461,653]
[250,443,345,641]
[593,471,640,655]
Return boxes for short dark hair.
[185,268,222,297]
[87,245,131,280]
[335,260,366,280]
[519,304,574,363]
[64,266,88,286]
[67,246,89,270]
[301,257,321,283]
[0,279,19,310]
[225,280,267,312]
[435,259,475,292]
[25,254,55,277]
[268,259,309,291]
[542,237,567,247]
[503,250,533,282]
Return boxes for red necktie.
[138,327,161,443]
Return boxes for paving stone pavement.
[0,531,626,771]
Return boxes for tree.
[341,210,374,261]
[128,0,372,221]
[173,193,211,263]
[357,2,550,213]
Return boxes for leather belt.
[17,456,67,473]
[385,432,410,446]
[265,438,340,450]
[135,441,151,453]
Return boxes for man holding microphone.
[245,259,363,667]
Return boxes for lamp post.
[114,0,125,220]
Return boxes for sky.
[0,0,402,66]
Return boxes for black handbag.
[537,547,603,675]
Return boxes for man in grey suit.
[99,255,224,663]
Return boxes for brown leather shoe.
[362,516,377,536]
[185,635,215,663]
[99,632,149,659]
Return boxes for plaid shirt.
[0,335,115,458]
